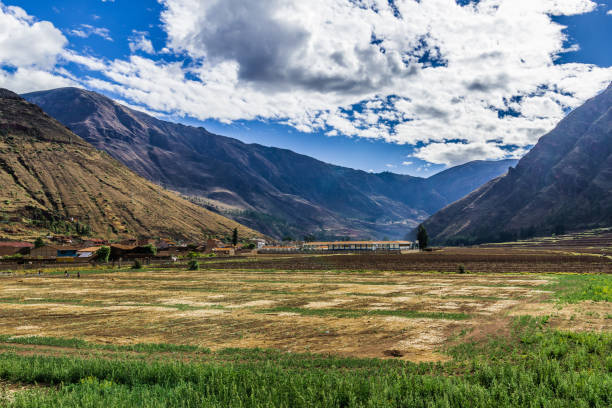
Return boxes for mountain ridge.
[422,82,612,244]
[0,88,261,241]
[24,87,518,239]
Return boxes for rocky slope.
[0,89,260,241]
[423,82,612,244]
[25,87,516,239]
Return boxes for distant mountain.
[423,82,612,245]
[24,87,517,239]
[0,89,260,241]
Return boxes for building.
[302,241,416,252]
[212,247,235,256]
[258,245,300,254]
[77,246,101,258]
[29,245,80,259]
[0,241,34,257]
[250,238,267,249]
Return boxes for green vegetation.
[231,228,238,247]
[259,307,470,320]
[0,318,610,407]
[131,260,143,270]
[33,237,44,248]
[188,259,200,271]
[0,335,209,354]
[417,224,428,249]
[545,274,612,303]
[95,246,110,263]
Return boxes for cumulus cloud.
[0,2,74,92]
[1,0,611,167]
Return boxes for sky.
[0,0,611,176]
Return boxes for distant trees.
[142,244,157,256]
[417,224,429,250]
[96,246,111,263]
[34,237,44,248]
[232,228,238,247]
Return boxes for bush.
[131,259,143,270]
[188,260,200,271]
[458,264,466,274]
[34,237,45,248]
[96,246,111,263]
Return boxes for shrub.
[458,264,467,274]
[188,260,200,271]
[34,237,45,248]
[96,246,111,263]
[131,259,143,270]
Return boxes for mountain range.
[0,89,260,241]
[423,82,612,244]
[24,87,517,239]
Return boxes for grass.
[258,307,471,320]
[0,318,610,407]
[0,335,210,354]
[545,274,612,303]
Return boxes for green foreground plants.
[0,316,610,407]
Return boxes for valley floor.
[0,246,610,406]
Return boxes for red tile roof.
[0,241,34,248]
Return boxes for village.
[0,234,419,268]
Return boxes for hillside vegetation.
[0,89,260,241]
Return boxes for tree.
[34,237,44,248]
[231,228,238,247]
[417,224,428,250]
[142,244,157,256]
[96,246,111,263]
[188,259,200,271]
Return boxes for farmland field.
[0,245,611,406]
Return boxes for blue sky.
[1,0,611,176]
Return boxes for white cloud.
[412,142,527,166]
[1,0,610,167]
[128,30,155,54]
[402,161,413,166]
[0,3,66,68]
[607,10,612,15]
[0,3,74,92]
[69,24,112,41]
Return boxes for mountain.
[0,89,261,241]
[24,87,516,239]
[422,82,612,245]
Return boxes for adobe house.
[0,241,34,257]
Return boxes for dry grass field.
[0,246,610,406]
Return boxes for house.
[250,238,267,249]
[212,247,235,256]
[29,245,60,259]
[302,241,416,252]
[29,245,80,259]
[0,241,34,257]
[157,238,177,250]
[82,238,107,247]
[56,247,79,258]
[77,246,101,258]
[206,239,223,252]
[109,244,137,259]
